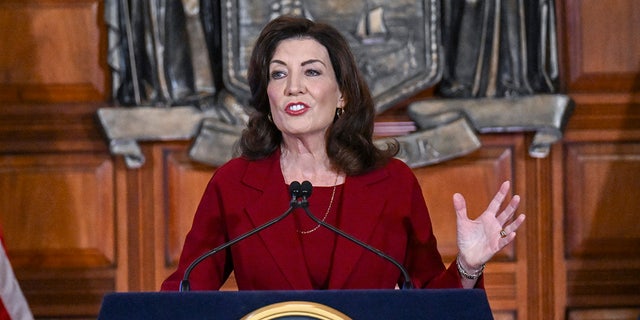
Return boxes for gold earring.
[267,113,273,123]
[336,108,344,118]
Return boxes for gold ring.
[500,229,507,238]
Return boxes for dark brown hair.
[239,15,397,175]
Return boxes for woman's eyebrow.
[301,59,326,67]
[269,59,286,66]
[269,59,326,67]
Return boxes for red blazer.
[161,151,475,291]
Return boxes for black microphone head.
[289,181,301,198]
[301,181,312,198]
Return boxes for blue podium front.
[98,289,494,319]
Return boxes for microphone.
[179,182,303,292]
[299,180,414,290]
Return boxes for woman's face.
[267,37,343,141]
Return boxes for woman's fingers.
[453,193,468,220]
[497,194,520,225]
[487,181,511,215]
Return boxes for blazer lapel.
[328,167,390,288]
[242,153,313,289]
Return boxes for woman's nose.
[285,74,305,95]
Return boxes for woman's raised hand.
[453,181,526,269]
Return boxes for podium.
[98,289,494,319]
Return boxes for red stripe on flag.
[0,299,12,320]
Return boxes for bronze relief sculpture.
[100,0,572,168]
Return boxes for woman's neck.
[279,141,342,186]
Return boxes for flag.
[0,225,33,320]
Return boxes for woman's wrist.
[456,253,485,280]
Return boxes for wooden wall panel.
[152,144,240,291]
[154,145,216,288]
[564,142,640,309]
[564,0,640,93]
[565,143,640,259]
[0,0,106,103]
[0,153,115,317]
[164,151,213,267]
[0,154,114,268]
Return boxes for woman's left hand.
[453,181,526,269]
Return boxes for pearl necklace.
[297,173,339,234]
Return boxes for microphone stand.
[299,181,414,290]
[179,182,303,292]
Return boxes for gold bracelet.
[456,254,485,280]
